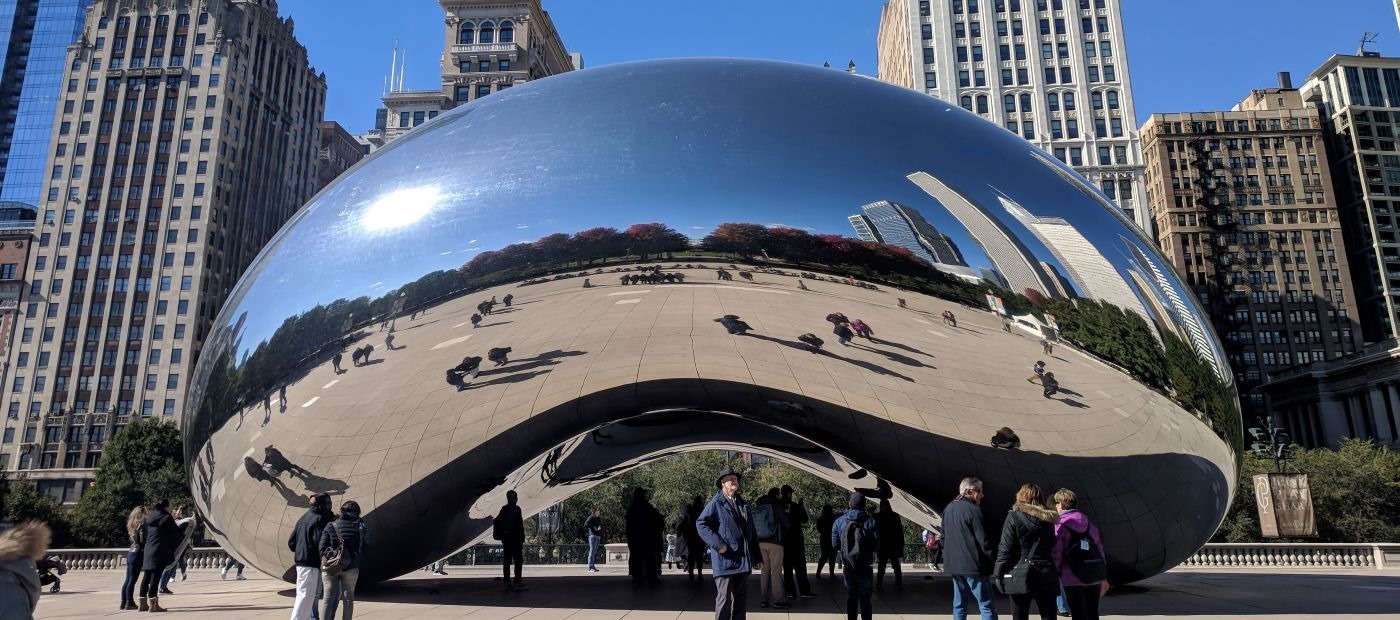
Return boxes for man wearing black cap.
[288,493,334,620]
[696,466,762,620]
[831,492,880,620]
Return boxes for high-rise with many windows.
[0,0,94,205]
[1141,75,1362,418]
[366,0,574,145]
[877,0,1148,230]
[1302,53,1400,343]
[0,0,324,502]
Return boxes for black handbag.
[1001,558,1032,595]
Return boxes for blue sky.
[278,0,1398,135]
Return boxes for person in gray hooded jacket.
[0,521,52,620]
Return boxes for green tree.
[1,478,71,546]
[1215,439,1400,543]
[72,419,191,547]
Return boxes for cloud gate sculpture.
[184,59,1239,585]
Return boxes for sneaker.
[235,575,247,581]
[220,567,228,580]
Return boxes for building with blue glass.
[849,199,968,271]
[0,0,91,205]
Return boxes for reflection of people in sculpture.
[942,310,957,327]
[503,294,513,307]
[583,278,592,288]
[715,315,751,335]
[471,313,482,329]
[1041,372,1059,398]
[850,319,875,340]
[332,350,344,374]
[488,347,512,367]
[243,456,289,491]
[446,356,482,390]
[1041,337,1054,355]
[278,385,287,409]
[990,427,1021,450]
[1027,361,1046,384]
[798,333,824,354]
[385,332,398,350]
[264,446,310,480]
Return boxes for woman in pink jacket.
[1049,489,1106,620]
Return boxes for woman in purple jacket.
[1049,489,1106,620]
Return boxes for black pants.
[783,544,811,595]
[876,554,901,586]
[502,542,523,584]
[138,568,162,598]
[1010,587,1060,620]
[843,569,873,620]
[686,543,706,576]
[816,545,836,576]
[714,573,748,620]
[1063,584,1101,620]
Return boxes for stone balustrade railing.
[48,546,230,570]
[42,543,1400,571]
[1183,543,1400,569]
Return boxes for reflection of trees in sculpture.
[192,219,1235,451]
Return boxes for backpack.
[752,502,779,540]
[838,513,874,570]
[320,523,349,577]
[1065,527,1107,584]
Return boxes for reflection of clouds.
[516,224,530,229]
[469,239,478,244]
[440,251,453,255]
[461,247,480,253]
[369,282,383,288]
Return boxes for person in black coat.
[814,504,837,578]
[680,496,706,580]
[874,499,904,589]
[493,490,526,589]
[993,484,1061,620]
[318,500,369,620]
[288,493,335,620]
[137,499,182,612]
[780,486,813,597]
[942,477,998,619]
[624,487,664,588]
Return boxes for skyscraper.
[1302,53,1400,342]
[1142,76,1361,416]
[876,0,1148,230]
[996,190,1149,321]
[0,0,94,205]
[0,0,325,500]
[369,0,575,145]
[908,170,1057,297]
[849,199,968,272]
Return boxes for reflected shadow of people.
[868,339,934,358]
[1056,398,1090,409]
[850,344,932,369]
[244,456,291,496]
[477,321,514,329]
[743,333,917,381]
[459,370,552,391]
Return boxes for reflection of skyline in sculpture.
[849,200,974,280]
[996,190,1152,325]
[1040,261,1074,300]
[1121,236,1220,373]
[908,171,1058,299]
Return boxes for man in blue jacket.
[831,492,880,620]
[696,466,762,620]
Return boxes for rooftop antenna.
[399,48,407,92]
[386,40,398,95]
[1359,31,1379,54]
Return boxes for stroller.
[37,556,67,593]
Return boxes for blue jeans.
[951,574,998,620]
[1057,585,1069,614]
[842,568,874,620]
[587,535,601,569]
[121,551,142,606]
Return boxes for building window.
[458,23,474,44]
[499,21,514,43]
[478,22,494,44]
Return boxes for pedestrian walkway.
[32,565,1400,619]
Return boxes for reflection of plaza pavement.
[34,566,1400,619]
[200,268,1231,579]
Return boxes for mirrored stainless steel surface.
[184,59,1239,584]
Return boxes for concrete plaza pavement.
[33,565,1400,619]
